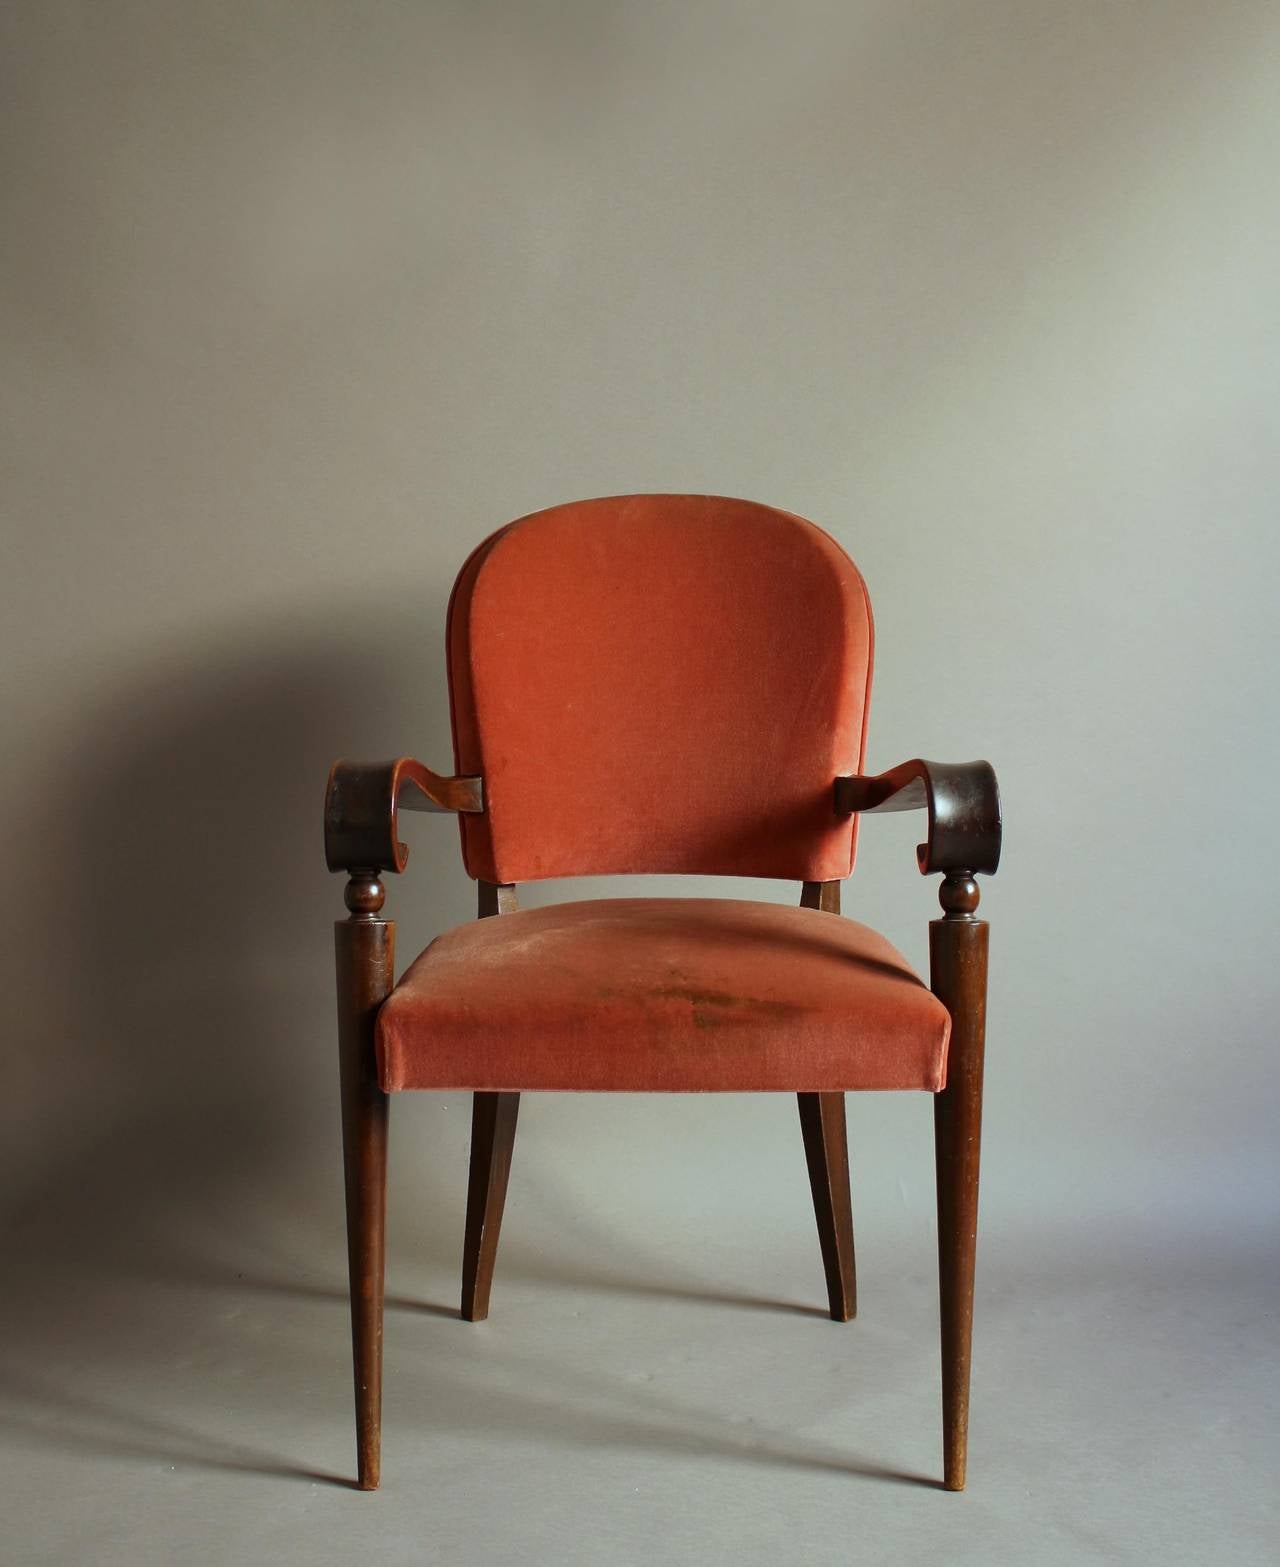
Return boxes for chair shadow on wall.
[0,601,929,1490]
[0,604,459,1487]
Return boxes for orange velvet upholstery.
[376,899,949,1094]
[447,495,873,884]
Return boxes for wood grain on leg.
[930,871,989,1492]
[461,1091,520,1322]
[335,872,393,1491]
[797,1091,857,1321]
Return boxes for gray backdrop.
[3,4,1276,1564]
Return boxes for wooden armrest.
[324,758,483,874]
[834,759,1001,876]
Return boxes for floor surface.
[2,1102,1275,1566]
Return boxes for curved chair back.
[447,494,874,882]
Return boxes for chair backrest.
[447,494,874,883]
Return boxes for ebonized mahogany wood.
[834,759,1000,876]
[325,735,1000,1492]
[325,757,483,875]
[334,874,392,1491]
[797,1089,857,1322]
[328,763,480,1490]
[462,1090,521,1322]
[930,869,988,1491]
[844,765,1000,1488]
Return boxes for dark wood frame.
[325,753,999,1492]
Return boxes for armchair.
[323,495,1000,1491]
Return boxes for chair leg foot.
[461,1091,520,1322]
[348,1123,387,1493]
[797,1091,857,1321]
[936,1074,978,1492]
[343,1077,388,1491]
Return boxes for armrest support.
[834,759,1000,877]
[324,758,483,875]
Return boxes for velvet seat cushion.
[376,899,950,1094]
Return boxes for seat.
[323,493,1001,1493]
[377,897,950,1093]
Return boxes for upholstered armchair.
[323,495,1000,1491]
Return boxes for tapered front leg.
[335,872,394,1491]
[930,871,989,1492]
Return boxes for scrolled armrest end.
[835,758,1001,878]
[324,757,483,876]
